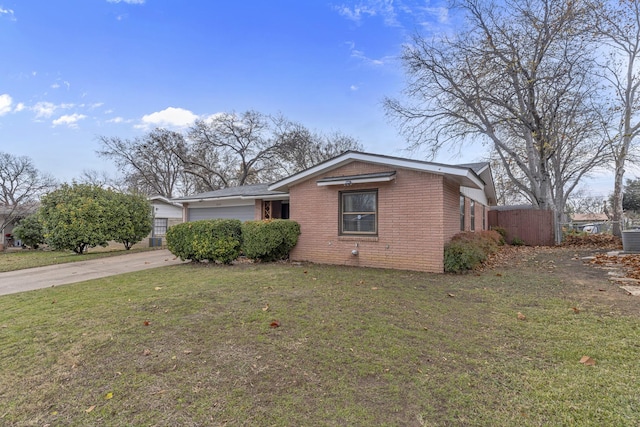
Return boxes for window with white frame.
[340,190,377,235]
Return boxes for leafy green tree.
[39,183,119,254]
[621,178,640,213]
[110,192,152,250]
[12,213,45,249]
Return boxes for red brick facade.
[286,161,466,273]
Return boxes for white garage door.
[188,205,255,222]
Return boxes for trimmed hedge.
[242,220,300,261]
[444,230,502,273]
[166,219,242,264]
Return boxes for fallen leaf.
[496,273,502,277]
[517,312,526,321]
[85,405,96,413]
[143,349,151,356]
[579,355,596,366]
[447,293,455,298]
[183,349,192,354]
[144,261,150,265]
[104,392,113,400]
[270,320,280,328]
[143,321,150,326]
[262,304,269,312]
[51,300,56,304]
[303,271,308,274]
[154,287,162,291]
[371,287,379,290]
[571,307,580,314]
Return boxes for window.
[153,218,168,236]
[460,196,465,231]
[470,200,475,231]
[340,190,377,235]
[482,206,486,230]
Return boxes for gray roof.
[173,183,287,202]
[456,162,490,174]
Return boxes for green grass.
[1,250,639,426]
[0,247,152,272]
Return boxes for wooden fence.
[488,208,555,246]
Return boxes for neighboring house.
[172,184,290,222]
[0,204,39,249]
[149,196,184,238]
[571,213,610,234]
[268,151,497,273]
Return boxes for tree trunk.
[612,164,625,237]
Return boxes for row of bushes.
[444,230,503,273]
[166,219,300,264]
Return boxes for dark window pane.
[343,193,376,212]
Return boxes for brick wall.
[289,161,459,273]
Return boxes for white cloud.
[107,117,125,124]
[350,84,359,91]
[51,83,60,89]
[347,42,389,66]
[52,113,87,128]
[0,94,13,115]
[333,1,399,26]
[14,102,25,112]
[137,107,199,129]
[32,102,73,119]
[107,0,145,4]
[0,7,16,21]
[333,4,376,23]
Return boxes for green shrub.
[242,220,300,261]
[511,236,525,246]
[12,214,45,249]
[444,231,502,273]
[166,219,242,264]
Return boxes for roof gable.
[269,151,487,193]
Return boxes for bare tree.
[385,0,608,242]
[0,151,57,235]
[97,128,193,198]
[589,0,640,236]
[274,124,364,176]
[184,111,286,189]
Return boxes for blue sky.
[0,0,613,197]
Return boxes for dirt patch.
[484,245,640,317]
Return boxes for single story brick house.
[174,151,497,273]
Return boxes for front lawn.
[1,248,638,426]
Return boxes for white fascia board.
[270,151,485,191]
[178,194,289,204]
[461,186,489,206]
[317,175,396,186]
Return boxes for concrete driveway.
[0,249,187,296]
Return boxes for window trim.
[153,217,169,236]
[339,189,378,236]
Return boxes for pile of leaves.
[561,233,622,250]
[588,253,640,280]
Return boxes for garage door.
[188,205,255,222]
